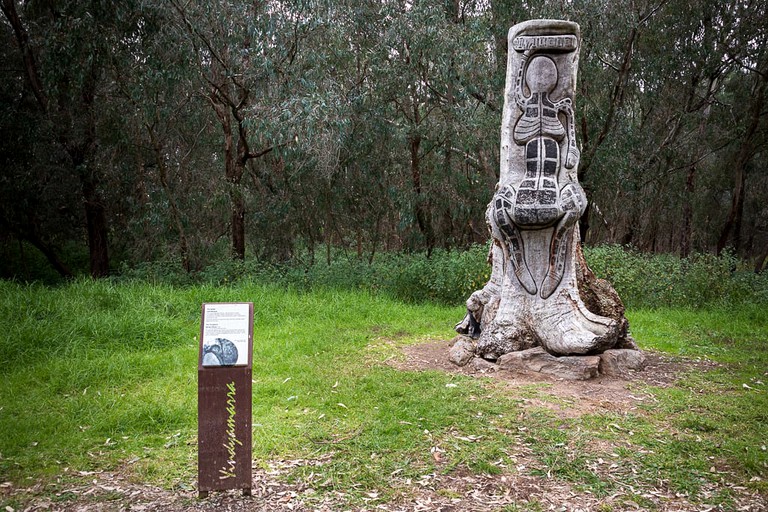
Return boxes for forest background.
[2,0,767,281]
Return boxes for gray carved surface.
[456,20,630,358]
[202,337,239,366]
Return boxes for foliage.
[585,245,768,309]
[115,243,768,310]
[116,244,491,304]
[3,0,767,278]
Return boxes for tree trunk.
[717,66,766,255]
[577,5,664,242]
[149,135,191,271]
[80,174,110,277]
[681,163,695,258]
[3,0,110,278]
[755,245,768,274]
[410,133,434,255]
[2,217,73,278]
[680,75,719,258]
[211,88,248,260]
[455,20,631,358]
[230,190,246,260]
[0,0,47,110]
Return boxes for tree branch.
[1,0,48,111]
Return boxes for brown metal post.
[197,303,253,497]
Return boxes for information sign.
[198,302,253,497]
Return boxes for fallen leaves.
[3,453,767,512]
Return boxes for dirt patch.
[391,339,722,418]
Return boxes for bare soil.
[392,339,721,419]
[4,340,765,512]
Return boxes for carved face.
[525,56,558,94]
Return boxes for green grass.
[0,279,766,509]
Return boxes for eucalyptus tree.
[0,34,74,277]
[1,0,154,276]
[264,0,501,259]
[104,3,219,271]
[572,0,730,251]
[510,0,768,262]
[167,0,320,260]
[354,0,499,254]
[597,0,768,259]
[713,0,768,257]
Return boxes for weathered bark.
[455,20,631,359]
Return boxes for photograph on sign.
[201,303,250,366]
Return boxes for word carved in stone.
[511,34,578,52]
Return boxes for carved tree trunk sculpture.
[455,20,632,358]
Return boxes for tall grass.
[118,243,768,309]
[585,245,768,309]
[117,244,493,305]
[0,279,461,485]
[2,245,767,508]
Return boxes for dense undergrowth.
[115,244,768,310]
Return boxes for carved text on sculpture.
[511,35,577,52]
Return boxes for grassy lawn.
[0,279,766,510]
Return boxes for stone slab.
[598,349,646,377]
[448,335,476,367]
[498,347,600,380]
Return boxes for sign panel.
[200,303,251,367]
[198,303,253,497]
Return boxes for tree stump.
[455,20,633,360]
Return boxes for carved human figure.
[491,51,586,299]
[454,20,632,358]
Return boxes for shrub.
[109,243,768,309]
[583,245,768,309]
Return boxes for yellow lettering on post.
[218,381,242,480]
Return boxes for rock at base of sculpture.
[453,19,638,366]
[598,349,647,377]
[448,335,476,367]
[449,336,646,381]
[498,347,600,381]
